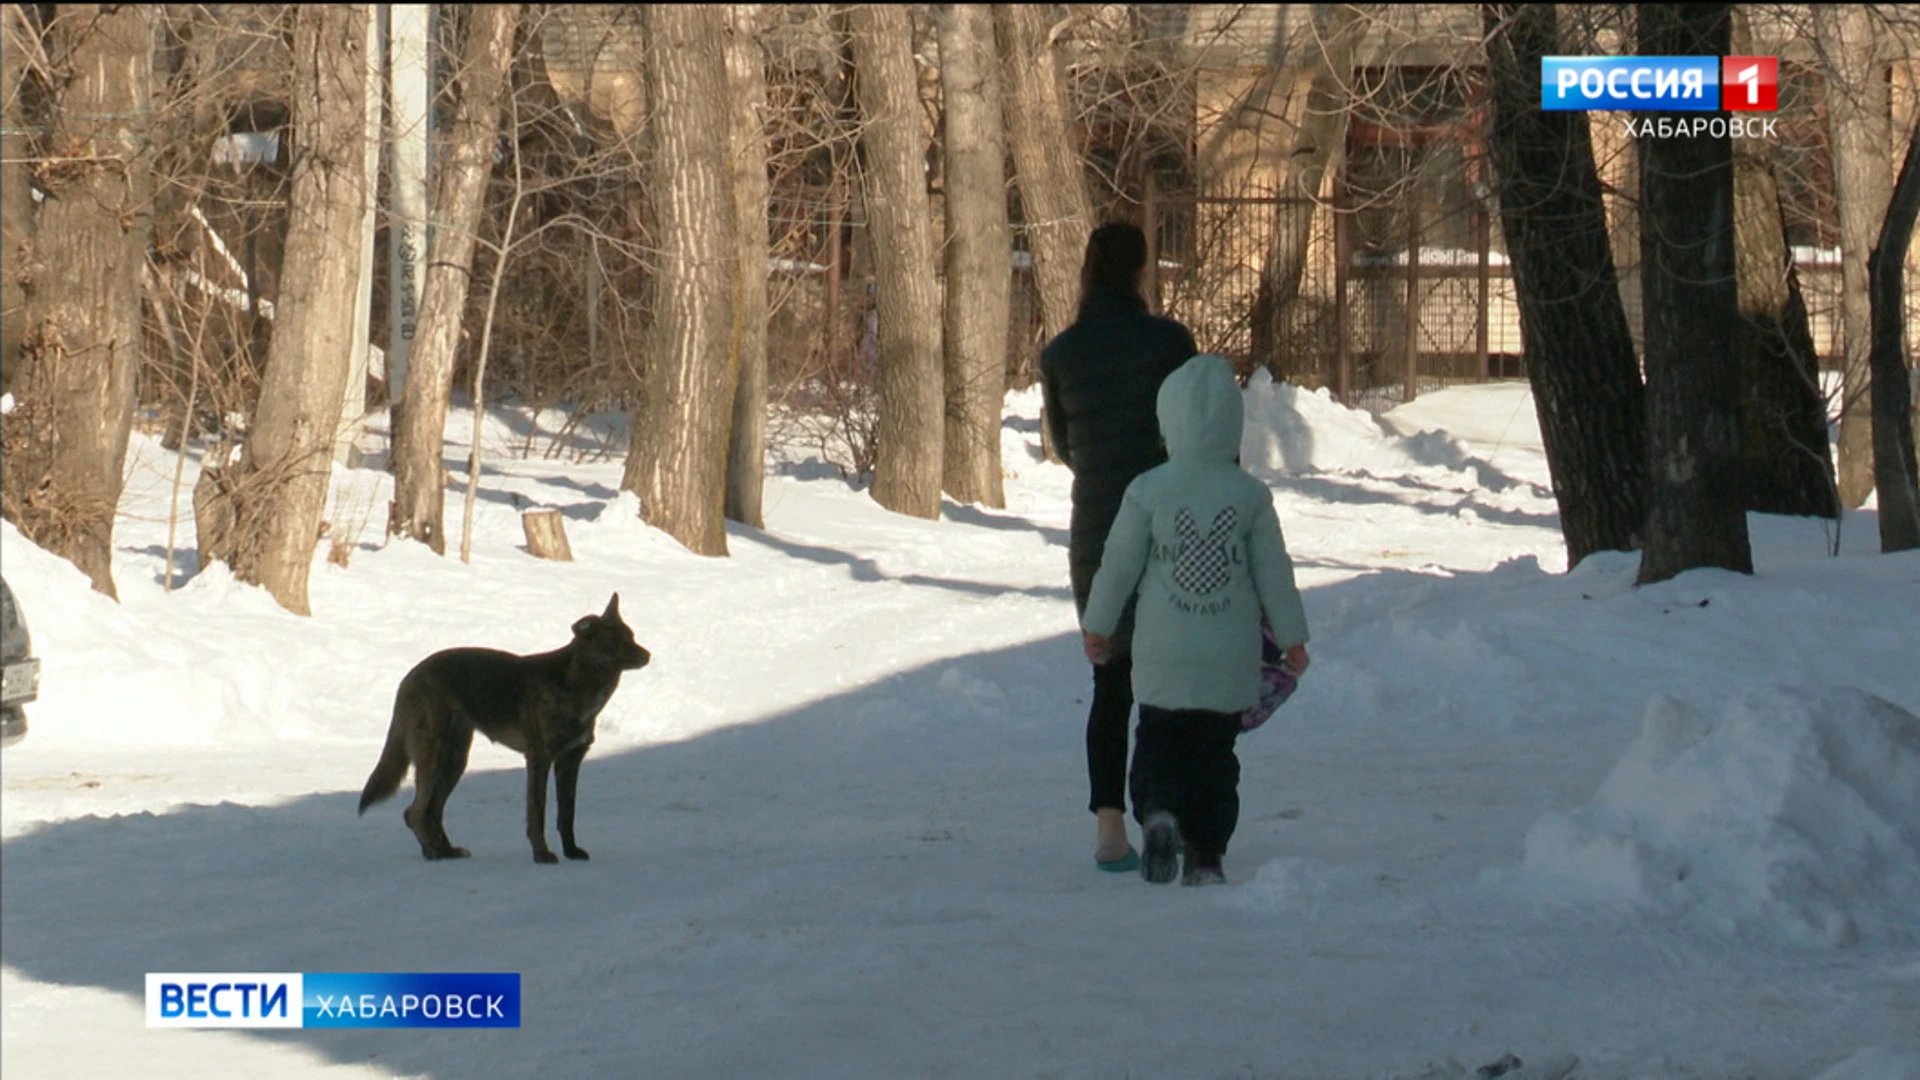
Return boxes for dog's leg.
[555,745,590,861]
[420,724,475,860]
[526,753,557,864]
[403,716,441,858]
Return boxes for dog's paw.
[563,846,591,861]
[533,850,560,864]
[425,846,471,861]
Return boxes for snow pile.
[1240,370,1487,481]
[0,519,316,747]
[1220,856,1377,917]
[1520,687,1920,947]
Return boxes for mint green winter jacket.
[1081,354,1311,713]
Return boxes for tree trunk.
[1814,4,1893,510]
[936,3,1010,509]
[1249,4,1362,380]
[848,2,943,519]
[0,3,31,396]
[1481,3,1646,568]
[993,4,1088,346]
[211,4,372,615]
[1869,111,1920,552]
[995,4,1088,466]
[1635,2,1752,586]
[390,3,519,554]
[1730,7,1836,519]
[621,4,739,555]
[1,4,154,599]
[521,508,573,561]
[724,2,771,529]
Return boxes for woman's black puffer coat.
[1039,285,1198,637]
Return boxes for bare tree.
[0,4,32,395]
[996,2,1090,464]
[1729,7,1835,520]
[197,4,372,614]
[1814,4,1895,510]
[1635,2,1752,585]
[725,3,772,529]
[622,4,740,555]
[390,4,521,554]
[1481,3,1645,567]
[1247,4,1363,379]
[994,3,1091,346]
[848,1,943,518]
[1869,110,1920,552]
[936,2,1010,509]
[0,4,155,599]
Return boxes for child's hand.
[1282,643,1310,675]
[1083,630,1113,665]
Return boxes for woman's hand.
[1083,630,1113,666]
[1282,643,1310,675]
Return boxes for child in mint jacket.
[1080,353,1310,885]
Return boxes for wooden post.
[1404,202,1422,402]
[1334,180,1352,406]
[1476,206,1492,380]
[521,508,574,561]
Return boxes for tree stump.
[521,508,573,561]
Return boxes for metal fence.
[1143,184,1920,412]
[1143,187,1517,408]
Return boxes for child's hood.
[1156,353,1242,463]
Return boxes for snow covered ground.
[3,375,1918,1080]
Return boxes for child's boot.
[1182,847,1226,887]
[1139,811,1180,884]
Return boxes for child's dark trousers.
[1129,705,1243,860]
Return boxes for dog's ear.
[572,615,596,637]
[605,593,621,620]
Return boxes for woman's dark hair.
[1080,221,1148,300]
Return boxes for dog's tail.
[358,709,411,815]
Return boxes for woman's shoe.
[1094,807,1136,871]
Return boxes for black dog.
[359,593,650,863]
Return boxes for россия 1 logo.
[1542,56,1778,111]
[145,972,520,1029]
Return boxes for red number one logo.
[1723,56,1779,112]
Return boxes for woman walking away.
[1041,222,1198,873]
[1080,354,1311,886]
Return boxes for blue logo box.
[146,972,519,1028]
[1542,56,1721,111]
[304,972,520,1028]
